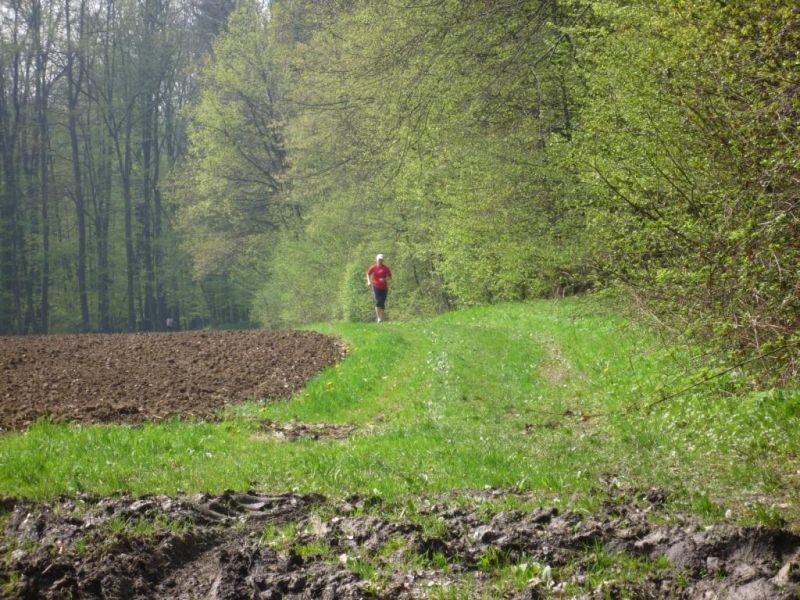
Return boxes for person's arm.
[366,266,372,287]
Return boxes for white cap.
[376,253,384,261]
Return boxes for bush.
[340,259,377,322]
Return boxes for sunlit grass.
[0,298,798,526]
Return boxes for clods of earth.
[0,330,345,430]
[257,418,358,441]
[2,488,799,599]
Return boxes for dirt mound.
[0,330,345,431]
[2,489,799,599]
[256,418,357,441]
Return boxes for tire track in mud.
[2,487,799,599]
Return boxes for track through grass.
[1,299,798,527]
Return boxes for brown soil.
[256,419,358,441]
[2,488,799,599]
[0,330,345,431]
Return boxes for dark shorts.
[372,287,388,309]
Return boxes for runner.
[366,254,392,322]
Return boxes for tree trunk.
[152,94,166,329]
[95,137,112,333]
[122,126,137,332]
[0,4,23,334]
[35,0,51,334]
[37,37,50,334]
[66,0,91,332]
[140,96,155,331]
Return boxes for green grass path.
[1,299,798,525]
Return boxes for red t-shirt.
[368,264,392,289]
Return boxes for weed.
[346,557,376,580]
[426,580,474,600]
[749,503,787,528]
[378,535,408,558]
[1,571,21,597]
[572,543,672,594]
[691,494,725,520]
[486,559,545,594]
[428,550,451,572]
[74,538,90,557]
[103,513,190,540]
[477,546,514,572]
[4,535,42,558]
[294,540,332,559]
[404,511,448,540]
[258,522,297,550]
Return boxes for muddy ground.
[0,330,345,431]
[0,487,798,599]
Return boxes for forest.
[1,0,798,377]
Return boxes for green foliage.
[340,258,376,323]
[103,513,192,540]
[250,225,352,326]
[209,0,590,326]
[248,0,800,376]
[4,0,799,370]
[169,0,800,378]
[0,571,21,598]
[563,544,673,597]
[174,0,294,324]
[248,0,579,321]
[570,0,800,371]
[259,522,298,550]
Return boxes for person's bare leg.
[376,307,385,322]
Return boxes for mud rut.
[2,488,799,599]
[1,331,800,598]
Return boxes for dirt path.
[0,330,345,430]
[2,488,799,599]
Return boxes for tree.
[0,0,225,334]
[571,0,800,371]
[254,0,588,323]
[0,0,26,333]
[174,0,292,322]
[64,0,92,331]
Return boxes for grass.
[258,522,298,550]
[556,543,676,598]
[0,298,798,527]
[103,512,193,539]
[0,571,20,598]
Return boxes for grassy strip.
[0,299,798,526]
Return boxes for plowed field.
[0,330,344,431]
